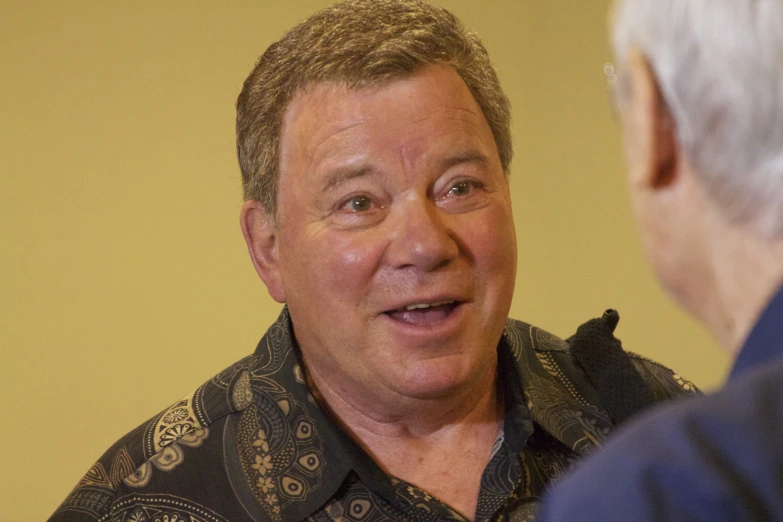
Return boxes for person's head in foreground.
[49,2,698,521]
[540,0,783,520]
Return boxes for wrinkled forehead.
[278,66,497,169]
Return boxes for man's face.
[268,65,517,401]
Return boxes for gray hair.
[612,0,783,236]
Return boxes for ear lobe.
[240,200,287,303]
[626,50,679,190]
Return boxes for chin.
[392,355,491,400]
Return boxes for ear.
[240,200,287,303]
[625,49,679,190]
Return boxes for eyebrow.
[321,150,491,193]
[322,165,376,193]
[440,151,491,171]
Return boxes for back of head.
[236,0,511,221]
[613,0,783,236]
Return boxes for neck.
[305,356,503,521]
[699,218,783,356]
[305,355,502,448]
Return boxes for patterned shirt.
[50,308,697,522]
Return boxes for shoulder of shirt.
[502,317,701,398]
[503,317,570,352]
[648,354,783,426]
[49,351,265,521]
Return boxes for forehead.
[278,65,498,170]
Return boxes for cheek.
[294,231,386,298]
[482,205,517,262]
[627,182,657,250]
[331,238,382,289]
[463,207,517,281]
[632,197,685,302]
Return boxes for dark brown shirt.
[50,308,697,522]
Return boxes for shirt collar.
[502,321,609,457]
[729,284,783,381]
[497,336,535,454]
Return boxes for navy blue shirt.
[539,286,783,521]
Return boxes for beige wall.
[1,1,728,520]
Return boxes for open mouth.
[384,300,462,326]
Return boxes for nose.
[385,196,459,271]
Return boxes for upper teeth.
[405,300,455,310]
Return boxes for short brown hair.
[236,0,512,221]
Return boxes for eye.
[341,195,373,212]
[447,180,476,197]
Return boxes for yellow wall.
[1,1,728,519]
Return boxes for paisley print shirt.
[50,308,698,522]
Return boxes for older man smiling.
[50,1,697,521]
